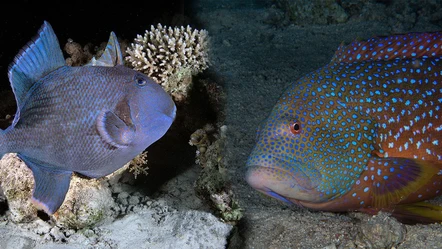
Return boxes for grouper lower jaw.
[245,165,325,203]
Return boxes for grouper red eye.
[290,122,301,135]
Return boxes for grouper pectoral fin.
[97,109,135,148]
[18,154,72,215]
[85,32,123,67]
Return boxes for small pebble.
[33,219,52,235]
[128,195,140,205]
[50,226,66,241]
[358,212,406,248]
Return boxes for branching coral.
[125,24,210,101]
[190,125,243,224]
[127,151,149,179]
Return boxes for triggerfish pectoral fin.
[96,109,135,148]
[19,155,72,215]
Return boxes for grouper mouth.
[245,156,323,203]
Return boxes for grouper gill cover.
[0,21,176,214]
[246,32,442,223]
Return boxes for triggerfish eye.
[135,75,148,86]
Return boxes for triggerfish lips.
[245,164,322,203]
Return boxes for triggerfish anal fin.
[86,32,123,67]
[331,32,442,64]
[97,109,135,148]
[8,21,66,115]
[18,155,72,215]
[366,157,440,209]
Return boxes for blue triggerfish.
[0,21,176,214]
[246,32,442,223]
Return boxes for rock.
[55,177,118,229]
[0,154,37,222]
[322,244,337,249]
[0,154,119,229]
[357,212,406,248]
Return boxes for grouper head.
[245,100,324,204]
[245,77,375,205]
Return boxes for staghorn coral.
[125,24,210,102]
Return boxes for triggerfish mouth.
[0,22,176,215]
[246,32,442,224]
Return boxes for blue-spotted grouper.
[246,32,442,223]
[0,21,176,214]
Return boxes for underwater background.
[1,0,442,248]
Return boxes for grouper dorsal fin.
[331,32,442,64]
[8,21,66,112]
[86,32,123,67]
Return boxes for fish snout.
[152,93,176,124]
[168,102,177,120]
[245,152,324,203]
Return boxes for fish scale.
[246,32,442,223]
[315,56,442,162]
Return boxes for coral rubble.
[190,125,243,224]
[64,39,94,66]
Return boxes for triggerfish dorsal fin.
[8,21,66,113]
[331,32,442,64]
[85,32,123,67]
[366,157,440,209]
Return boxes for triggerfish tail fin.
[390,202,442,224]
[18,155,72,215]
[7,21,65,126]
[366,157,442,209]
[331,32,442,64]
